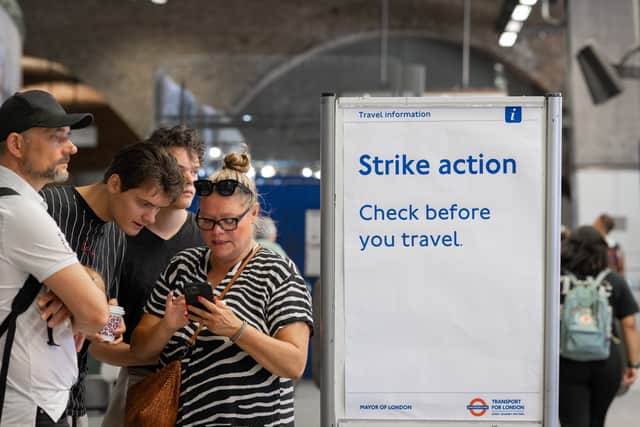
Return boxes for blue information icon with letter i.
[505,106,522,123]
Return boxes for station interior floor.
[88,306,640,426]
[606,382,639,427]
[87,376,637,427]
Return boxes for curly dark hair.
[560,225,608,279]
[146,125,205,163]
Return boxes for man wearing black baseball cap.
[0,90,109,426]
[0,90,93,189]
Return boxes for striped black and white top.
[41,185,126,416]
[145,246,313,427]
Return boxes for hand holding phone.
[184,282,214,312]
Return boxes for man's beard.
[24,159,69,184]
[48,166,70,183]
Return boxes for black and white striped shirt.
[41,185,126,416]
[145,246,313,427]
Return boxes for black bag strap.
[0,187,47,422]
[0,187,19,197]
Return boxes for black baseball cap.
[0,90,93,142]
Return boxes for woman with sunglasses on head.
[130,149,313,426]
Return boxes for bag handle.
[187,244,260,345]
[218,244,260,299]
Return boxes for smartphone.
[184,282,214,312]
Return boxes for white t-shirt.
[0,166,79,425]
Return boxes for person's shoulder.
[160,246,208,280]
[40,184,74,199]
[2,195,73,251]
[254,247,300,278]
[603,270,629,291]
[256,240,288,258]
[40,185,77,215]
[183,244,207,254]
[172,245,208,261]
[2,192,49,220]
[255,245,288,263]
[603,270,629,289]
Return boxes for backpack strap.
[560,274,572,293]
[0,187,47,422]
[565,269,610,289]
[593,268,611,287]
[0,276,43,417]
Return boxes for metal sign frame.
[320,94,561,427]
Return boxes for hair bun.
[223,151,251,174]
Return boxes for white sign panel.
[341,100,546,421]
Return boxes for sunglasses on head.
[194,179,253,197]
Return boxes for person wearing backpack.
[0,90,110,426]
[559,225,640,427]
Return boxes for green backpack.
[560,269,612,361]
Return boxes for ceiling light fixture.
[505,20,523,33]
[495,0,537,48]
[260,165,276,178]
[499,32,518,47]
[511,5,532,21]
[208,146,222,159]
[247,166,256,179]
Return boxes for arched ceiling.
[16,0,567,163]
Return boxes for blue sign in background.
[257,176,320,378]
[256,176,320,280]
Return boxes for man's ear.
[250,203,259,221]
[5,133,24,158]
[106,174,122,193]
